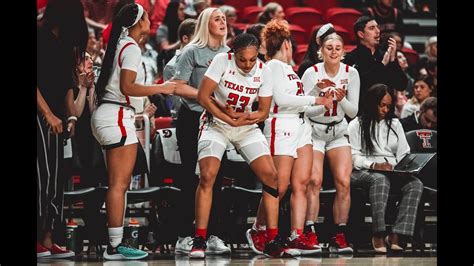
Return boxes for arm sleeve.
[348,119,374,170]
[204,53,227,84]
[258,66,273,97]
[120,44,142,72]
[394,119,411,162]
[338,67,360,118]
[173,45,195,82]
[269,62,315,107]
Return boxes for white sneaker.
[175,236,193,254]
[206,235,231,255]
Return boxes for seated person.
[400,75,433,119]
[347,83,424,253]
[400,96,436,132]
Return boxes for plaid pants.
[351,170,423,236]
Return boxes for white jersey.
[204,52,273,124]
[266,59,316,115]
[102,36,145,105]
[301,62,360,123]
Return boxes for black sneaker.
[329,233,354,253]
[103,242,148,260]
[189,236,207,259]
[263,235,300,258]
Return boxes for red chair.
[293,44,308,65]
[286,7,324,34]
[303,0,340,15]
[325,7,362,44]
[155,117,173,130]
[344,44,356,53]
[241,6,264,23]
[223,0,259,13]
[311,24,351,45]
[262,0,300,9]
[401,48,420,66]
[289,24,308,46]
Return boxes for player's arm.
[246,96,271,123]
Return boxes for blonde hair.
[317,33,345,61]
[189,7,226,48]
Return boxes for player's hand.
[230,112,258,127]
[67,120,76,137]
[373,162,393,171]
[45,113,63,134]
[159,81,177,95]
[316,79,336,89]
[316,91,334,110]
[334,86,347,102]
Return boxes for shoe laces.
[192,236,207,249]
[335,233,349,248]
[208,235,225,246]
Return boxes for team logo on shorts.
[253,77,261,82]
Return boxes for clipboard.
[371,153,436,174]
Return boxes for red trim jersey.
[204,52,273,124]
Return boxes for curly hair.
[262,18,291,61]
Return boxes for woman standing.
[301,33,359,253]
[91,3,183,260]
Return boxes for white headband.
[129,4,144,28]
[316,23,334,39]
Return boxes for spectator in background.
[344,16,407,111]
[219,5,243,47]
[163,18,197,119]
[87,28,105,66]
[425,58,437,96]
[297,23,336,78]
[348,83,423,253]
[246,23,267,62]
[416,36,436,76]
[257,2,285,24]
[400,96,436,132]
[394,90,408,118]
[82,0,118,31]
[366,0,404,34]
[156,0,186,72]
[400,74,433,119]
[396,50,414,96]
[102,0,135,48]
[193,0,211,17]
[37,0,88,258]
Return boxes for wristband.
[67,116,78,122]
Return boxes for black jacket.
[400,113,421,132]
[344,44,407,109]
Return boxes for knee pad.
[262,183,279,198]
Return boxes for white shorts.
[309,118,350,154]
[197,119,270,164]
[91,103,138,149]
[263,115,312,158]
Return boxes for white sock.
[252,221,266,231]
[305,220,315,226]
[108,226,124,248]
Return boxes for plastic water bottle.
[131,174,141,190]
[65,219,78,253]
[127,218,140,248]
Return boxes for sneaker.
[189,236,207,259]
[246,228,266,255]
[45,243,75,258]
[304,231,321,249]
[263,235,300,258]
[206,235,231,255]
[175,236,193,254]
[329,233,353,253]
[103,243,148,260]
[37,242,51,258]
[287,233,321,255]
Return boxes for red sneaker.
[305,230,321,249]
[329,233,353,253]
[46,244,75,258]
[287,233,321,255]
[246,228,266,255]
[37,242,51,258]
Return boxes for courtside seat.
[286,7,324,34]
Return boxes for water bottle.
[127,218,140,248]
[65,219,78,253]
[131,174,141,190]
